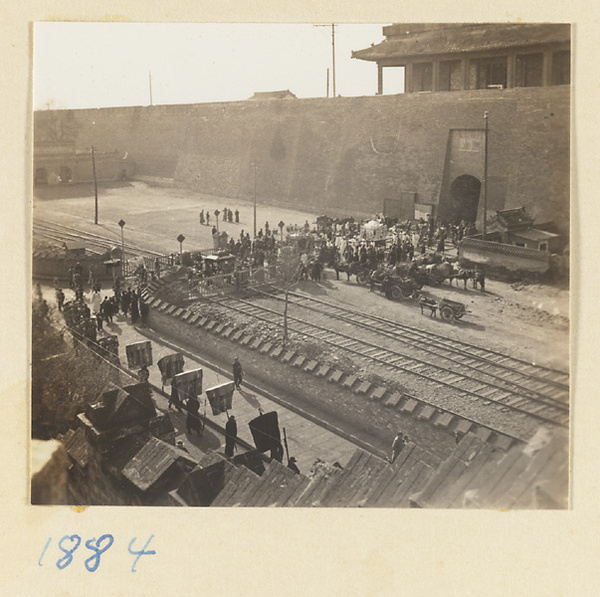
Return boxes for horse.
[451,268,475,289]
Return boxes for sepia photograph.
[31,22,570,509]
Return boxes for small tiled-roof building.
[486,207,562,252]
[352,23,570,95]
[122,437,197,495]
[77,382,175,455]
[208,428,567,508]
[248,89,297,101]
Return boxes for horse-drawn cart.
[382,275,422,301]
[332,260,372,286]
[418,296,467,322]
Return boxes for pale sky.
[33,23,402,110]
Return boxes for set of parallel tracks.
[33,217,163,260]
[33,217,570,443]
[214,286,569,435]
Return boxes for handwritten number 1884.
[39,535,155,572]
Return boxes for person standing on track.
[225,414,237,458]
[55,288,65,312]
[138,364,150,384]
[233,357,243,390]
[130,290,140,324]
[287,456,300,475]
[186,395,202,435]
[169,376,182,412]
[475,270,486,292]
[389,432,407,463]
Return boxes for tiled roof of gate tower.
[352,23,571,62]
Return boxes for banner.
[173,368,203,403]
[157,353,185,386]
[205,382,235,415]
[248,411,281,453]
[125,340,153,369]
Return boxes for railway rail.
[33,217,163,260]
[211,289,569,435]
[266,287,569,402]
[54,304,388,463]
[31,218,569,444]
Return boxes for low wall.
[458,238,550,273]
[33,254,121,283]
[148,306,403,448]
[142,287,519,458]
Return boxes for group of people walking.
[199,207,240,226]
[161,356,244,458]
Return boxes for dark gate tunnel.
[447,174,481,224]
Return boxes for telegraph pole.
[91,146,98,225]
[315,24,337,97]
[253,163,257,239]
[118,220,126,275]
[331,23,336,98]
[482,111,489,240]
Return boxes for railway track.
[31,217,569,443]
[212,289,569,434]
[268,287,569,402]
[33,217,163,260]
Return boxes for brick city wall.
[34,86,570,235]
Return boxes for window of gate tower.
[412,62,433,92]
[552,50,571,85]
[439,60,462,91]
[469,56,508,89]
[516,53,543,87]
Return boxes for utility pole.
[118,220,126,275]
[482,111,489,241]
[331,23,336,98]
[253,163,257,239]
[177,234,185,260]
[91,146,98,225]
[315,24,337,97]
[149,71,153,106]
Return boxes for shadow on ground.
[295,279,337,296]
[237,388,263,410]
[184,426,222,453]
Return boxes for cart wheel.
[390,285,404,300]
[398,285,412,299]
[356,272,369,286]
[440,306,454,322]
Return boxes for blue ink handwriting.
[38,534,155,572]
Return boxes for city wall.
[34,86,570,235]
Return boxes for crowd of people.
[50,210,484,477]
[137,208,484,298]
[199,206,240,226]
[55,271,150,335]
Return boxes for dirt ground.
[34,180,570,376]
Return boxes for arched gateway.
[447,175,481,224]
